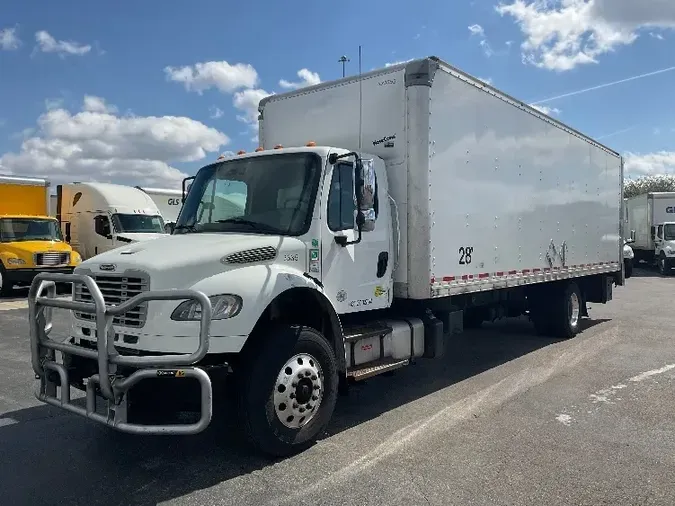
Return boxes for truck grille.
[35,252,70,267]
[73,274,150,328]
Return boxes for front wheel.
[658,253,670,276]
[236,325,339,457]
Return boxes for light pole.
[338,55,350,77]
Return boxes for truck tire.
[624,259,633,279]
[658,253,669,276]
[236,324,339,457]
[0,263,12,297]
[549,281,582,339]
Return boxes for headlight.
[6,258,26,265]
[72,252,82,264]
[171,293,243,321]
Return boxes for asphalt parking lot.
[0,268,674,506]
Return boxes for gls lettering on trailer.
[378,78,396,86]
[667,207,675,213]
[168,198,181,206]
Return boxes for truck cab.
[0,175,81,296]
[650,222,675,274]
[56,182,168,259]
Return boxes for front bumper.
[6,267,73,285]
[28,272,215,435]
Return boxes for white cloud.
[530,104,561,115]
[0,27,21,50]
[468,24,485,37]
[624,151,675,177]
[0,96,228,186]
[496,0,675,71]
[279,68,321,90]
[164,61,258,94]
[35,30,91,56]
[83,95,118,114]
[468,24,494,57]
[233,88,271,125]
[209,106,224,119]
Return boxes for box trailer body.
[625,192,675,271]
[27,57,624,457]
[0,174,79,295]
[56,182,167,259]
[135,186,183,232]
[259,57,624,300]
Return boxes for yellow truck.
[0,174,81,296]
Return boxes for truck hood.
[2,240,71,257]
[115,232,166,243]
[77,233,303,289]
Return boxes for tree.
[624,175,675,199]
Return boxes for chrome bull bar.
[28,272,214,435]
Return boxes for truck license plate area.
[28,272,215,436]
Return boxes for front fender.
[182,264,328,338]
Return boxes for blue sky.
[1,0,674,188]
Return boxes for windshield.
[0,218,63,243]
[175,152,322,236]
[665,224,675,241]
[111,214,165,234]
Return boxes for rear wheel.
[236,325,338,457]
[0,264,13,297]
[531,281,582,339]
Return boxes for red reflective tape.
[522,269,531,274]
[533,268,541,273]
[478,273,489,279]
[442,276,455,282]
[496,271,504,276]
[508,270,517,275]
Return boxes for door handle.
[377,252,389,278]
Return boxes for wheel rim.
[568,291,580,328]
[273,353,324,429]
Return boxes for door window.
[94,215,111,237]
[327,163,356,232]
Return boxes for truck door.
[92,214,114,256]
[320,160,393,313]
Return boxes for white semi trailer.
[135,186,183,233]
[28,56,624,457]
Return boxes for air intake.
[223,246,277,265]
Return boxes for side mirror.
[182,176,196,204]
[630,230,636,242]
[356,158,376,233]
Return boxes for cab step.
[347,358,409,381]
[343,322,392,343]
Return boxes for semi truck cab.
[651,222,675,274]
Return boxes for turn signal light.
[237,150,246,155]
[274,144,283,149]
[306,141,317,147]
[255,147,264,152]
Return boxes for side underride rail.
[28,272,213,435]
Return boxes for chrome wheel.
[568,290,580,329]
[273,353,324,429]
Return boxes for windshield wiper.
[173,224,199,233]
[216,218,280,233]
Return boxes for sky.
[1,0,675,189]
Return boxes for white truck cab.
[135,186,184,233]
[27,57,624,458]
[626,192,675,275]
[56,182,167,259]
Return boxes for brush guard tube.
[28,272,214,435]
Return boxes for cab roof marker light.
[237,150,246,155]
[306,141,317,147]
[274,144,283,149]
[255,147,264,152]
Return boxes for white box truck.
[626,192,675,274]
[28,57,624,457]
[135,186,184,233]
[55,182,168,259]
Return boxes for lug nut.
[291,382,297,388]
[311,395,318,401]
[314,385,320,390]
[299,407,306,413]
[305,371,311,377]
[311,374,317,380]
[290,393,296,399]
[293,403,298,409]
